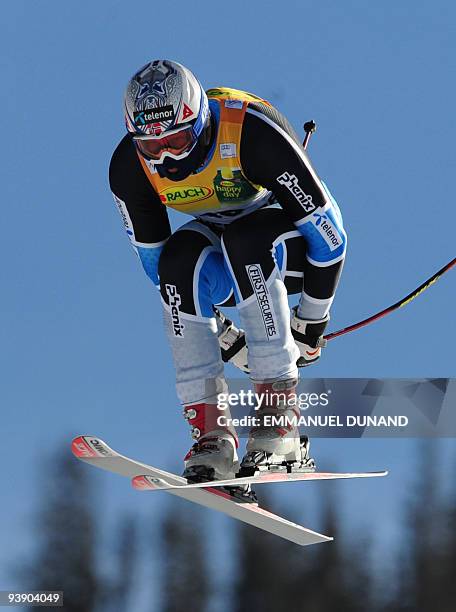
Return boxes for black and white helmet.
[124,60,209,165]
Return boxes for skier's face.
[133,124,196,164]
[155,118,214,182]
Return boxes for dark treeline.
[17,442,455,611]
[18,444,139,612]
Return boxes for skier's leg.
[221,208,313,471]
[221,208,300,382]
[158,221,239,480]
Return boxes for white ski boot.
[240,379,316,476]
[182,401,239,481]
[182,402,257,502]
[183,434,240,482]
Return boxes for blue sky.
[1,0,455,602]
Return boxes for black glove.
[290,306,329,367]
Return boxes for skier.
[109,60,347,492]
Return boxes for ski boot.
[240,379,316,476]
[182,401,257,503]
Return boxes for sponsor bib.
[138,88,271,222]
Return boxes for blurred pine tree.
[22,445,99,612]
[159,499,211,612]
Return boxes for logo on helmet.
[134,105,175,126]
[181,103,194,121]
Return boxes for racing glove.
[214,308,249,373]
[290,307,329,367]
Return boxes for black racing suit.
[109,101,347,403]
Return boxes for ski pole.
[303,120,316,150]
[324,257,456,341]
[300,120,455,341]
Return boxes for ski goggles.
[133,124,197,163]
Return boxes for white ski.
[71,435,332,546]
[131,469,388,492]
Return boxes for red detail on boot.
[183,403,239,448]
[275,427,289,437]
[183,447,194,461]
[253,381,300,432]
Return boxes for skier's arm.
[108,135,171,288]
[240,103,347,321]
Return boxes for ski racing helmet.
[124,60,211,181]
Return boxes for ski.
[71,435,332,546]
[131,469,388,492]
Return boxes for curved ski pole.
[324,257,456,341]
[300,123,455,342]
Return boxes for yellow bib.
[138,87,272,223]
